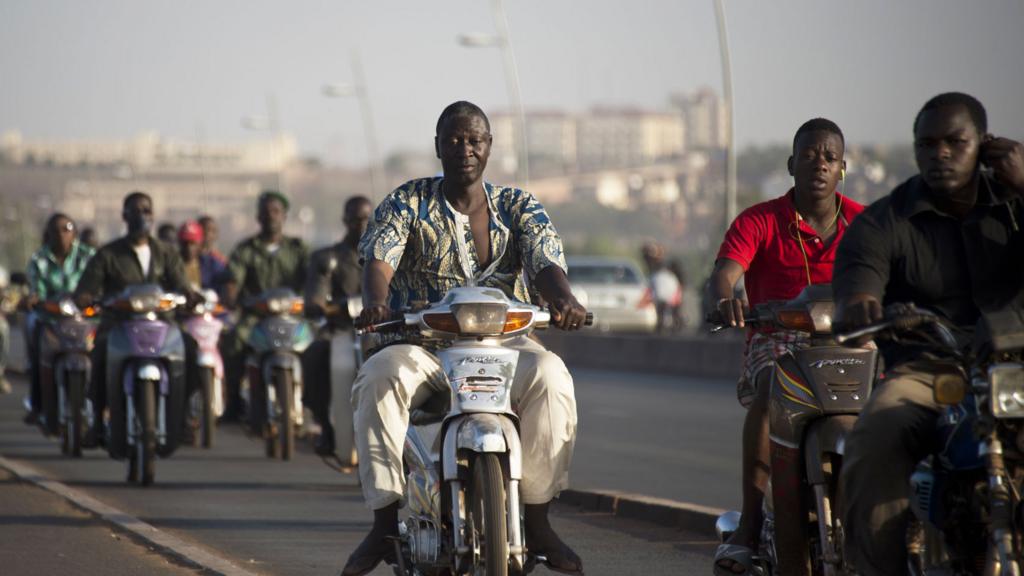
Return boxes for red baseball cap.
[178,220,204,243]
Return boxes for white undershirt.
[133,243,152,276]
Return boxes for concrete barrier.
[539,331,745,379]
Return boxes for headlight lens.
[452,303,508,335]
[58,298,77,317]
[990,364,1024,418]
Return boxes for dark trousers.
[219,329,246,417]
[839,365,940,576]
[28,318,41,414]
[301,338,331,426]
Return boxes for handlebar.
[705,309,762,333]
[834,313,943,345]
[356,311,594,336]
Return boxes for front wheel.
[63,371,86,457]
[470,453,509,576]
[132,381,157,486]
[274,368,294,461]
[199,367,216,449]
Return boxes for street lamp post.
[457,0,529,186]
[323,49,386,197]
[241,93,286,194]
[713,0,737,226]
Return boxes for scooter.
[104,284,188,486]
[180,289,225,448]
[361,286,592,576]
[36,296,99,456]
[244,288,314,460]
[322,296,364,466]
[710,284,878,575]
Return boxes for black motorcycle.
[838,302,1024,574]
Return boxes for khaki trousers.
[840,365,941,576]
[352,337,578,510]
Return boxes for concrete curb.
[0,455,261,576]
[559,488,726,539]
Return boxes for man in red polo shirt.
[711,118,864,576]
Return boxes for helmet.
[178,220,204,244]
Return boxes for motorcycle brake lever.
[835,321,892,344]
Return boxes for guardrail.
[539,330,745,379]
[4,312,744,379]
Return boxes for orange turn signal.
[83,306,98,318]
[289,300,304,315]
[502,311,532,333]
[423,312,460,333]
[777,310,815,332]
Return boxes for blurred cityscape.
[0,87,917,279]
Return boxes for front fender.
[442,413,522,481]
[803,415,857,485]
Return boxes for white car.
[566,256,656,333]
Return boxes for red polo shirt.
[716,189,864,308]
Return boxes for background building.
[670,87,728,150]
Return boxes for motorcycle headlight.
[58,298,77,317]
[452,303,508,336]
[990,363,1024,418]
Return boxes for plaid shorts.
[736,330,810,408]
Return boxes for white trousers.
[352,336,577,510]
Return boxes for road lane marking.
[0,455,261,576]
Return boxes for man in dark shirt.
[74,191,200,449]
[301,195,371,456]
[834,93,1024,574]
[219,191,310,421]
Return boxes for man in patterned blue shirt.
[341,101,588,576]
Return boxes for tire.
[66,371,85,457]
[470,453,509,576]
[138,380,157,486]
[41,366,60,438]
[274,368,294,461]
[200,367,215,449]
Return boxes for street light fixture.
[456,0,529,187]
[456,33,500,48]
[322,49,386,197]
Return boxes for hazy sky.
[2,0,1022,166]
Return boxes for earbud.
[840,168,846,180]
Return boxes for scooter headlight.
[452,303,508,336]
[990,364,1024,418]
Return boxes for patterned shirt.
[26,240,96,299]
[360,177,567,310]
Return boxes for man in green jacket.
[219,191,310,421]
